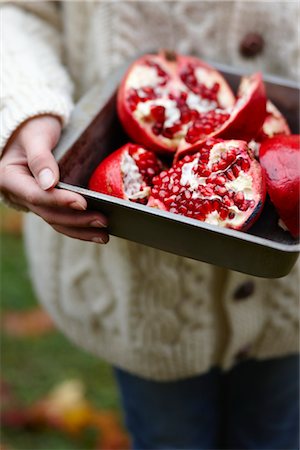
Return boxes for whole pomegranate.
[259,135,299,238]
[89,143,163,204]
[148,139,266,231]
[117,51,236,154]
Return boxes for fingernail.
[38,168,55,190]
[90,219,107,228]
[92,236,108,244]
[69,201,86,211]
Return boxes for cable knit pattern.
[1,4,74,150]
[4,1,300,380]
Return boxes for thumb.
[21,116,62,190]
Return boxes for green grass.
[1,233,122,450]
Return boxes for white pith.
[127,65,165,89]
[178,142,257,227]
[121,151,149,200]
[225,173,254,201]
[185,92,217,113]
[204,208,246,227]
[207,142,229,168]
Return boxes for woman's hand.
[0,115,109,243]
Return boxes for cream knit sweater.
[2,1,299,381]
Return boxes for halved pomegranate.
[117,51,236,154]
[176,72,267,160]
[249,100,291,157]
[259,135,299,238]
[148,139,266,231]
[88,143,163,204]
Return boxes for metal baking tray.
[54,61,300,278]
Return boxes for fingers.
[19,116,62,190]
[1,115,110,244]
[31,205,109,243]
[50,224,109,244]
[1,166,87,211]
[31,205,108,229]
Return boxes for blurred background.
[0,206,129,450]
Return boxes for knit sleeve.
[0,3,74,153]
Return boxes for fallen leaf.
[91,411,130,450]
[1,308,54,337]
[0,206,23,235]
[27,380,93,434]
[1,379,130,449]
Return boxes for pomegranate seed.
[241,158,251,172]
[223,195,234,207]
[234,192,244,207]
[212,199,221,211]
[201,200,211,214]
[190,110,200,121]
[179,205,188,214]
[141,87,156,99]
[164,195,177,207]
[215,175,226,185]
[217,160,230,171]
[232,164,240,177]
[211,82,220,93]
[159,190,167,199]
[180,110,191,124]
[151,105,166,122]
[240,200,250,211]
[147,168,155,176]
[228,211,235,220]
[226,169,235,181]
[152,124,163,135]
[219,207,228,220]
[162,123,182,139]
[215,186,227,196]
[127,89,141,111]
[222,149,236,165]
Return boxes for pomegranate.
[148,139,266,231]
[117,51,236,154]
[176,72,267,160]
[249,100,291,157]
[88,143,163,204]
[259,135,300,238]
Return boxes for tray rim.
[58,181,300,254]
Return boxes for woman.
[1,2,299,448]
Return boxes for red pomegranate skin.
[259,135,300,238]
[88,143,163,203]
[89,147,124,198]
[148,139,266,231]
[117,51,236,154]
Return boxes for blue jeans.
[114,356,299,450]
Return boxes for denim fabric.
[114,355,299,450]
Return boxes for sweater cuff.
[0,86,74,152]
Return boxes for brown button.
[240,32,264,58]
[233,281,255,300]
[234,344,252,363]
